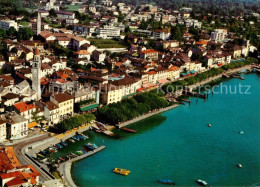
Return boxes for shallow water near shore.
[71,73,260,186]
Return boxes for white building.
[44,101,59,125]
[0,20,18,30]
[0,119,6,142]
[211,29,228,42]
[56,11,75,20]
[7,114,28,140]
[185,19,202,29]
[153,29,171,40]
[50,93,74,121]
[45,0,60,11]
[98,25,121,39]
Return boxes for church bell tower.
[32,47,41,101]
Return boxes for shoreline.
[118,104,179,128]
[117,65,252,129]
[58,146,106,187]
[66,65,253,186]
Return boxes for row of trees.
[96,92,170,125]
[222,58,258,70]
[54,113,96,133]
[0,27,34,41]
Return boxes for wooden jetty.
[102,130,114,136]
[175,97,191,104]
[182,90,207,99]
[230,74,245,80]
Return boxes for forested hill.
[112,0,260,15]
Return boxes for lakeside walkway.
[118,105,179,128]
[118,65,252,129]
[58,146,106,187]
[188,65,252,90]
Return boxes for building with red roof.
[13,102,36,123]
[140,49,159,60]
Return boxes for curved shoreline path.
[118,65,252,129]
[58,146,106,187]
[118,105,179,128]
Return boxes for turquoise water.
[71,73,260,186]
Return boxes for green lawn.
[19,21,30,27]
[65,5,82,11]
[88,38,127,48]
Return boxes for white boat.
[196,179,208,186]
[237,164,242,168]
[239,131,244,134]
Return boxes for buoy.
[208,124,211,127]
[237,164,242,168]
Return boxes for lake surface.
[71,73,260,186]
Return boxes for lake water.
[71,73,260,186]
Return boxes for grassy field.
[88,38,127,48]
[19,21,30,27]
[65,5,82,11]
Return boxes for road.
[13,133,54,181]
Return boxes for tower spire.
[37,12,41,35]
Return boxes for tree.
[49,9,57,17]
[17,27,34,41]
[171,25,184,42]
[0,29,7,38]
[7,27,16,37]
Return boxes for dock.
[102,130,114,136]
[61,145,105,164]
[183,90,207,99]
[230,74,245,80]
[58,146,105,187]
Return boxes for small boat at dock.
[72,135,80,141]
[122,128,137,133]
[92,143,98,149]
[75,151,83,156]
[196,179,207,186]
[157,179,175,185]
[55,143,63,149]
[69,139,75,143]
[113,168,130,176]
[60,141,68,147]
[85,143,95,150]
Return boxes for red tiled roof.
[148,70,157,75]
[196,40,208,45]
[140,49,159,54]
[75,50,91,55]
[14,102,35,113]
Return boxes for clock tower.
[32,47,41,101]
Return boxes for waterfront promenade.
[58,145,106,187]
[118,65,252,128]
[118,105,179,128]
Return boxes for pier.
[61,145,105,164]
[58,146,106,187]
[183,90,207,99]
[230,74,245,80]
